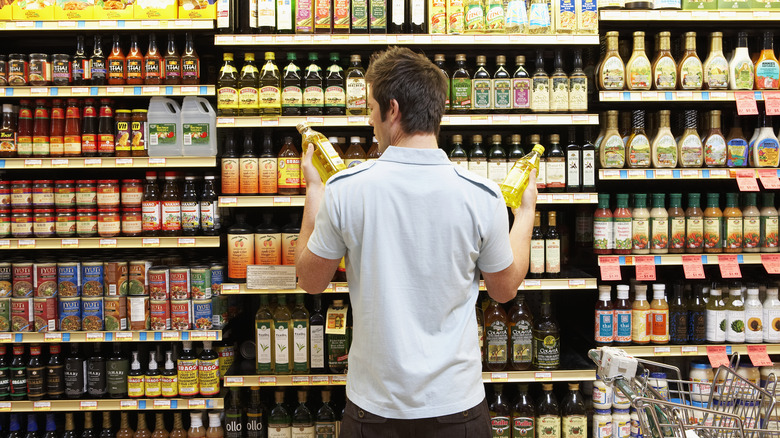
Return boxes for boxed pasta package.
[178,0,214,19]
[134,0,176,19]
[55,0,93,20]
[94,0,133,20]
[12,0,55,20]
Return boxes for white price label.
[142,238,160,247]
[44,333,62,342]
[51,159,69,167]
[491,373,508,382]
[221,284,239,292]
[142,86,161,94]
[115,158,133,166]
[86,332,104,341]
[225,377,244,386]
[148,158,166,166]
[523,280,541,288]
[71,88,89,95]
[30,88,48,95]
[120,400,138,409]
[84,158,102,166]
[178,238,196,247]
[80,401,98,410]
[106,87,124,95]
[24,159,42,167]
[99,239,117,248]
[154,399,171,408]
[568,279,586,287]
[654,346,671,355]
[534,372,552,380]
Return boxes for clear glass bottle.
[626,31,652,91]
[704,110,727,167]
[678,110,703,168]
[704,32,729,90]
[600,110,625,168]
[531,51,550,113]
[653,31,677,90]
[679,32,703,90]
[626,110,651,168]
[599,31,625,91]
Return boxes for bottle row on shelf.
[0,34,201,88]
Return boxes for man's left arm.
[297,145,342,294]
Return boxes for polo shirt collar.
[378,146,452,165]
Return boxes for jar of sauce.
[11,180,32,208]
[76,208,97,237]
[76,180,97,208]
[54,180,76,209]
[11,209,32,238]
[115,110,132,157]
[689,361,714,402]
[8,54,28,86]
[0,210,9,237]
[52,54,70,86]
[97,180,120,208]
[122,208,142,237]
[98,208,121,237]
[56,209,76,237]
[131,110,147,157]
[0,55,7,87]
[33,209,55,238]
[0,180,10,208]
[28,54,51,86]
[121,179,143,208]
[31,180,54,208]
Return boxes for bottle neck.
[710,35,723,54]
[632,35,645,52]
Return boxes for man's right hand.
[512,169,537,217]
[301,142,324,192]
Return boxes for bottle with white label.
[595,286,614,345]
[545,211,561,277]
[529,211,545,279]
[273,295,292,375]
[632,284,650,344]
[626,110,650,168]
[650,194,668,254]
[530,134,547,190]
[291,390,315,437]
[651,110,677,168]
[745,288,764,343]
[764,288,780,343]
[291,294,310,374]
[706,287,727,343]
[704,110,727,167]
[678,110,703,168]
[546,134,566,192]
[650,284,669,344]
[255,295,274,374]
[725,288,745,343]
[565,130,581,192]
[614,285,632,345]
[309,296,326,374]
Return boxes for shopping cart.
[589,347,780,438]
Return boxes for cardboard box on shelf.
[134,0,176,19]
[178,0,213,19]
[12,0,55,20]
[54,0,94,20]
[752,0,780,8]
[0,0,14,19]
[718,0,750,8]
[93,0,133,19]
[681,0,717,8]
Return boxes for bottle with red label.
[32,100,50,157]
[595,285,614,346]
[277,136,301,195]
[181,175,200,236]
[144,34,163,86]
[97,99,115,157]
[81,99,98,157]
[107,34,126,86]
[142,171,161,236]
[161,172,182,236]
[49,100,65,157]
[126,35,144,86]
[17,100,33,158]
[512,384,535,438]
[489,384,511,437]
[164,33,181,85]
[63,99,81,157]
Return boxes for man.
[296,46,537,437]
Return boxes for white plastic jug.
[147,97,182,156]
[181,96,217,157]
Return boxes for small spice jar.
[0,210,9,237]
[11,209,33,238]
[11,180,32,208]
[54,180,75,208]
[0,55,8,87]
[75,180,97,208]
[28,54,51,86]
[76,208,97,237]
[51,54,70,87]
[33,209,55,238]
[121,208,142,237]
[31,180,54,208]
[121,179,143,208]
[131,109,148,157]
[0,180,10,209]
[115,110,133,157]
[7,54,27,86]
[97,180,120,208]
[98,208,121,237]
[55,209,76,238]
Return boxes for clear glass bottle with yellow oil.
[259,51,281,115]
[500,144,545,209]
[297,123,348,183]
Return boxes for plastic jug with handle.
[181,96,217,156]
[147,97,182,156]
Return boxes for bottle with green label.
[273,295,292,375]
[303,53,324,116]
[561,383,587,438]
[493,55,512,113]
[533,292,560,370]
[346,54,367,115]
[472,55,492,113]
[489,384,511,437]
[281,53,302,116]
[451,54,472,114]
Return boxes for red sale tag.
[766,91,780,115]
[635,256,656,281]
[736,169,760,192]
[599,256,622,281]
[706,345,730,368]
[736,92,759,115]
[762,254,780,274]
[718,254,742,278]
[682,255,706,279]
[747,345,774,366]
[759,169,780,189]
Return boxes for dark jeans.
[340,398,491,438]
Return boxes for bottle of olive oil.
[326,300,350,373]
[238,53,260,117]
[569,49,587,113]
[472,56,492,113]
[500,144,545,209]
[281,53,302,116]
[537,384,561,437]
[259,52,281,115]
[533,292,560,369]
[531,51,550,113]
[512,55,532,113]
[493,55,512,113]
[324,53,346,116]
[451,54,472,114]
[346,55,367,115]
[217,53,239,116]
[468,134,488,179]
[303,53,324,116]
[296,123,347,183]
[434,54,451,112]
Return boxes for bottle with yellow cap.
[500,144,545,209]
[297,123,347,183]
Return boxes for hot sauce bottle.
[144,34,163,86]
[32,99,50,157]
[107,34,126,86]
[63,99,81,157]
[81,99,98,157]
[49,100,65,157]
[181,33,200,86]
[97,99,115,157]
[17,100,33,158]
[142,172,161,237]
[164,33,181,86]
[126,35,144,86]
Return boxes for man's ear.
[388,98,401,123]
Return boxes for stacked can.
[148,265,226,331]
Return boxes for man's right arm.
[482,170,537,303]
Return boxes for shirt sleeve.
[307,184,347,261]
[476,197,514,273]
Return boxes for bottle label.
[733,60,755,90]
[161,201,181,231]
[275,321,291,373]
[569,77,587,111]
[706,58,729,89]
[689,309,706,343]
[144,374,161,397]
[669,217,685,250]
[506,0,528,28]
[727,139,748,167]
[601,57,625,90]
[546,160,565,189]
[269,428,292,438]
[472,78,492,110]
[632,308,650,342]
[127,59,143,81]
[686,217,703,250]
[256,320,273,373]
[181,201,200,232]
[486,320,508,365]
[512,78,531,109]
[550,77,568,112]
[324,85,346,108]
[628,135,651,168]
[511,320,532,365]
[680,135,703,167]
[765,307,780,342]
[292,319,308,372]
[260,86,281,109]
[632,218,649,251]
[601,135,625,168]
[536,416,560,438]
[704,216,721,250]
[651,309,669,342]
[651,217,668,250]
[533,334,560,368]
[304,86,325,107]
[513,416,534,438]
[654,57,677,89]
[239,87,259,109]
[309,324,325,369]
[183,123,210,147]
[17,135,32,156]
[198,358,220,396]
[277,0,294,30]
[614,309,631,342]
[758,139,780,167]
[258,0,274,26]
[680,57,703,89]
[282,86,303,108]
[464,1,485,30]
[594,217,613,251]
[725,217,743,249]
[239,158,259,194]
[0,131,15,154]
[149,123,176,146]
[726,308,746,343]
[145,58,161,80]
[614,217,631,251]
[563,415,587,438]
[756,60,780,89]
[745,307,763,342]
[528,2,550,28]
[704,135,727,167]
[278,157,301,189]
[182,58,199,80]
[654,134,677,167]
[314,0,331,28]
[259,158,278,194]
[706,309,726,342]
[567,150,581,189]
[160,374,177,397]
[762,215,779,249]
[628,57,652,89]
[595,309,614,343]
[346,78,367,111]
[531,77,549,112]
[530,239,545,274]
[219,87,239,110]
[485,0,504,30]
[467,159,488,179]
[451,77,472,109]
[142,200,161,231]
[493,78,511,110]
[177,358,199,396]
[491,416,510,437]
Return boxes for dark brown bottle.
[282,53,302,116]
[10,346,26,401]
[45,344,63,400]
[97,99,114,157]
[484,298,509,371]
[181,33,200,85]
[81,412,96,438]
[303,53,324,116]
[160,172,182,236]
[164,33,181,85]
[26,344,45,401]
[100,412,113,438]
[489,384,511,437]
[144,34,163,86]
[277,136,301,195]
[81,99,98,157]
[324,53,346,116]
[90,35,107,86]
[511,384,535,438]
[64,344,86,399]
[142,171,161,237]
[87,344,106,398]
[0,345,11,400]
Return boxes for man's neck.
[393,133,439,150]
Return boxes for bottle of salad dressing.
[652,32,677,90]
[626,31,651,91]
[652,110,678,168]
[600,110,625,168]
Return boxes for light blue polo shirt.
[307,145,514,419]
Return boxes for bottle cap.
[350,136,360,143]
[492,134,501,143]
[476,55,486,64]
[473,135,482,143]
[452,135,462,143]
[434,54,445,62]
[515,55,525,64]
[455,54,466,61]
[496,55,506,64]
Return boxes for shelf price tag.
[599,256,621,281]
[99,239,117,248]
[635,256,656,281]
[0,402,11,411]
[120,400,138,410]
[188,399,206,409]
[60,239,79,248]
[24,159,42,167]
[115,158,133,167]
[51,159,69,167]
[219,197,237,207]
[747,345,774,366]
[736,169,760,192]
[84,158,102,167]
[86,332,104,341]
[718,254,742,278]
[292,376,311,385]
[258,377,277,386]
[522,280,541,289]
[115,332,133,341]
[225,377,244,386]
[758,169,780,189]
[681,346,699,355]
[682,255,706,279]
[0,334,12,342]
[312,376,329,385]
[44,333,62,342]
[706,345,730,368]
[681,169,699,179]
[765,92,780,115]
[17,239,35,249]
[0,240,10,249]
[762,254,780,274]
[534,372,552,381]
[568,279,586,288]
[33,402,51,411]
[162,331,180,341]
[335,285,349,292]
[80,401,98,410]
[148,158,166,166]
[490,373,508,382]
[221,284,239,293]
[154,399,171,409]
[273,196,292,206]
[142,238,160,247]
[736,92,759,115]
[178,238,196,247]
[330,376,347,385]
[653,347,671,356]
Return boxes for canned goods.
[169,267,190,300]
[103,261,128,296]
[211,295,228,330]
[192,299,213,330]
[127,296,149,330]
[11,297,33,332]
[57,262,81,297]
[12,263,33,297]
[0,298,9,331]
[0,263,11,298]
[81,297,104,331]
[210,264,224,296]
[104,296,127,331]
[190,266,211,300]
[33,263,57,298]
[147,267,169,300]
[128,261,151,296]
[81,262,104,297]
[58,297,81,331]
[170,300,191,330]
[150,299,171,330]
[33,297,57,332]
[10,180,31,208]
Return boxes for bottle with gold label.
[598,31,625,91]
[451,54,472,114]
[704,110,727,167]
[561,383,587,438]
[217,53,239,116]
[678,32,703,90]
[296,123,347,183]
[704,32,729,90]
[626,110,651,168]
[626,31,651,91]
[678,110,703,168]
[569,49,587,112]
[652,32,677,90]
[531,51,550,113]
[600,110,625,168]
[346,54,367,115]
[472,55,493,113]
[651,110,677,168]
[549,50,569,113]
[238,53,259,117]
[281,53,302,116]
[513,55,532,113]
[259,52,281,115]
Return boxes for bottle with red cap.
[161,172,181,236]
[81,99,98,157]
[97,99,115,157]
[142,172,161,237]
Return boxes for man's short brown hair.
[366,46,447,136]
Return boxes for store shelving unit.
[620,344,780,358]
[0,156,216,169]
[0,85,214,97]
[0,330,222,343]
[0,236,220,249]
[599,90,773,102]
[598,168,780,180]
[0,19,214,30]
[216,114,599,128]
[597,253,766,266]
[599,9,780,21]
[214,34,600,46]
[0,398,223,412]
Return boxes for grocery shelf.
[224,370,596,386]
[599,9,780,21]
[0,236,220,249]
[598,254,764,266]
[216,114,599,128]
[0,156,216,169]
[221,277,597,294]
[0,330,221,343]
[620,344,780,358]
[0,19,214,31]
[218,193,598,208]
[599,168,779,180]
[0,85,214,98]
[0,398,223,412]
[214,33,600,46]
[599,90,771,103]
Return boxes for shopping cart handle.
[589,347,640,381]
